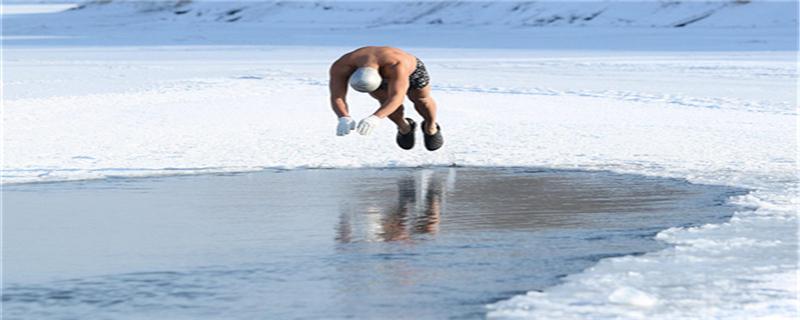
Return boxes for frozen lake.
[2,1,796,318]
[3,168,746,319]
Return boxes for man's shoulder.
[329,57,354,76]
[382,56,415,76]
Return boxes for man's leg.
[370,88,411,134]
[408,86,438,135]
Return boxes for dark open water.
[2,168,747,319]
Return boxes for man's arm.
[329,61,352,118]
[354,64,411,135]
[372,68,409,118]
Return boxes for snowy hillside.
[5,0,797,50]
[55,0,800,28]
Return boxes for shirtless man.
[329,46,443,151]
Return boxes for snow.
[2,1,798,319]
[608,287,658,308]
[0,4,78,15]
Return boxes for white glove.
[357,115,381,135]
[337,116,356,136]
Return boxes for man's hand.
[357,115,380,135]
[337,116,356,136]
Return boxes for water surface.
[2,168,746,319]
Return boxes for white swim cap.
[349,67,382,93]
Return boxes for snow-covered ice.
[2,1,798,319]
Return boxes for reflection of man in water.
[329,46,444,151]
[415,177,442,234]
[379,177,416,241]
[336,172,446,243]
[379,175,444,242]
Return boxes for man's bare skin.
[329,46,439,137]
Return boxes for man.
[329,46,443,151]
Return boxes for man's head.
[349,67,381,93]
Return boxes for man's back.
[337,46,416,71]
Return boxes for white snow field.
[2,0,798,319]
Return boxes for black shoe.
[421,120,444,151]
[396,118,416,150]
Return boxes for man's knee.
[413,98,435,111]
[388,104,405,115]
[410,96,431,107]
[371,96,386,104]
[387,107,406,122]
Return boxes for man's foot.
[424,122,438,135]
[420,120,443,151]
[396,118,416,150]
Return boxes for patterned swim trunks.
[408,57,430,90]
[380,57,430,91]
